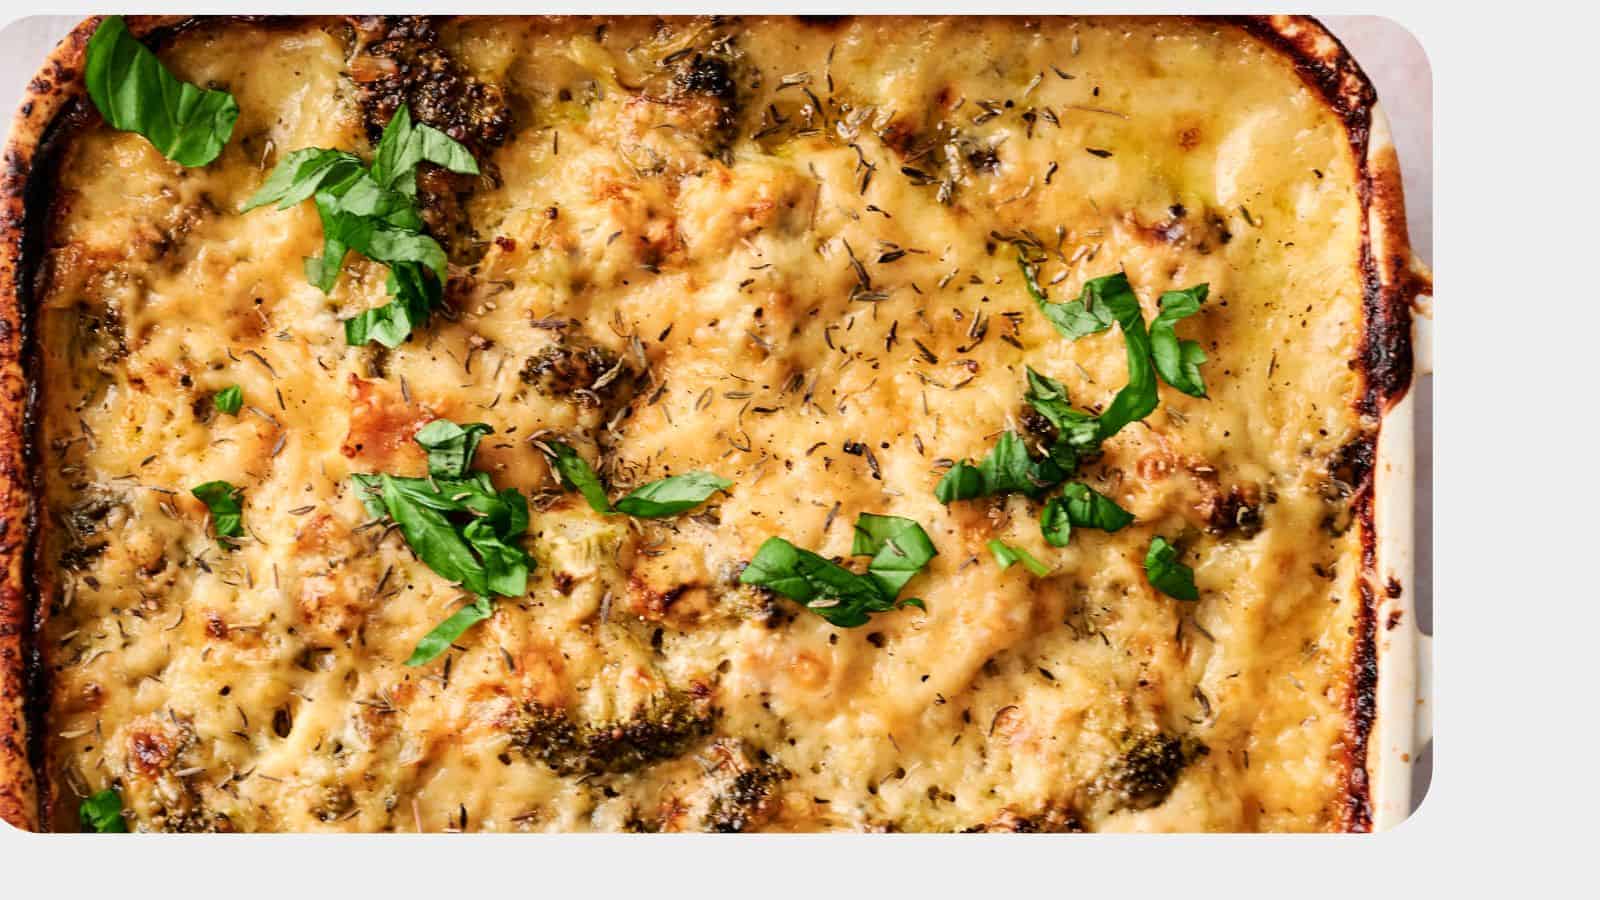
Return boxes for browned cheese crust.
[0,15,1425,833]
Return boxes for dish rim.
[0,13,1430,833]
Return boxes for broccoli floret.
[704,759,788,833]
[509,691,715,776]
[1099,730,1207,811]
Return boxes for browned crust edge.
[0,14,1426,833]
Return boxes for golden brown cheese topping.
[34,15,1374,832]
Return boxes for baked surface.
[13,15,1394,832]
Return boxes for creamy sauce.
[35,16,1370,832]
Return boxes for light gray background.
[0,10,1434,814]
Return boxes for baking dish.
[0,13,1433,832]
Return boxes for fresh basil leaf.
[614,471,732,518]
[1149,285,1210,398]
[83,16,238,167]
[355,425,534,665]
[351,473,388,518]
[740,537,902,628]
[935,431,1065,504]
[543,442,614,514]
[242,148,363,212]
[414,419,493,479]
[382,474,490,597]
[191,480,243,538]
[242,103,473,347]
[933,461,985,504]
[1145,536,1199,601]
[344,262,439,348]
[1024,367,1102,463]
[1039,498,1072,547]
[1059,483,1135,532]
[405,595,493,666]
[213,384,242,416]
[308,185,446,291]
[1093,277,1160,440]
[543,442,729,519]
[371,103,480,193]
[1019,246,1116,340]
[461,519,529,598]
[850,513,938,599]
[79,788,127,833]
[742,513,937,628]
[987,539,1051,577]
[1042,483,1133,547]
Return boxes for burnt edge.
[1225,14,1430,832]
[0,14,1427,833]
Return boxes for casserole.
[0,14,1431,832]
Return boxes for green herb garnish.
[79,788,127,833]
[740,513,936,627]
[1023,367,1103,466]
[213,384,242,416]
[1016,246,1210,441]
[191,480,243,539]
[404,596,493,668]
[1144,536,1199,601]
[352,420,534,664]
[1020,250,1119,340]
[543,441,730,518]
[1086,273,1160,441]
[1040,483,1133,547]
[615,472,737,518]
[1149,285,1210,397]
[243,104,478,347]
[413,419,492,479]
[84,16,238,167]
[987,539,1051,577]
[934,431,1067,503]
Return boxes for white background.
[0,2,1593,897]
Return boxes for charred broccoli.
[1098,730,1208,812]
[509,691,715,776]
[704,757,788,833]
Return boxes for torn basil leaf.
[1149,285,1210,397]
[213,384,242,416]
[544,441,729,518]
[1018,246,1119,340]
[241,148,364,212]
[934,431,1066,503]
[370,103,480,192]
[543,442,615,514]
[414,419,493,479]
[84,16,238,167]
[79,788,127,833]
[191,480,243,539]
[1145,536,1199,601]
[1089,275,1161,440]
[614,472,734,518]
[849,513,939,599]
[1039,498,1072,547]
[353,419,535,664]
[1040,482,1133,547]
[987,539,1051,577]
[343,262,439,349]
[741,513,936,627]
[1024,367,1102,465]
[1058,483,1134,534]
[405,596,493,667]
[242,103,475,346]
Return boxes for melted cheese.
[35,16,1372,832]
